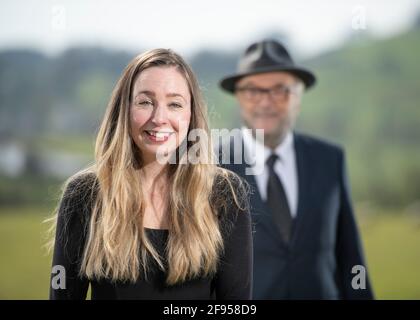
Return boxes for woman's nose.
[151,104,169,125]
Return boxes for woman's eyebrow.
[134,90,155,98]
[166,92,186,102]
[134,91,186,102]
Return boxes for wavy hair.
[46,49,248,285]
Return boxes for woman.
[47,49,253,299]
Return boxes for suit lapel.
[229,134,286,246]
[289,132,311,248]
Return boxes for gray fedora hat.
[220,39,316,93]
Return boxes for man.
[219,39,374,299]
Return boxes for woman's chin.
[140,146,178,164]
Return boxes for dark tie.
[265,153,293,243]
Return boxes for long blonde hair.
[47,49,248,285]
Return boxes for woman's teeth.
[145,130,173,141]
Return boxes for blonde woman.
[48,49,253,299]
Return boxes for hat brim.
[219,65,316,93]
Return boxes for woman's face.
[130,66,192,163]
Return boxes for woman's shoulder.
[59,170,98,221]
[63,171,98,199]
[65,170,97,191]
[212,168,249,206]
[212,168,251,236]
[54,171,98,260]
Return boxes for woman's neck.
[139,157,169,191]
[139,156,170,230]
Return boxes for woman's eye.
[137,100,152,106]
[169,102,182,108]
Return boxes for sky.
[1,0,420,58]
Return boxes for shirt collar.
[274,130,294,163]
[242,126,294,166]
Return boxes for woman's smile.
[144,130,175,143]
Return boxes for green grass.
[0,206,53,299]
[360,212,420,299]
[0,206,419,299]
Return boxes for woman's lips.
[144,130,174,143]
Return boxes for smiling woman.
[45,48,253,300]
[130,66,191,164]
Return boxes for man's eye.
[246,88,260,94]
[273,86,288,94]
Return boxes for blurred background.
[1,0,420,299]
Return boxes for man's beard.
[244,114,296,149]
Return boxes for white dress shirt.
[242,127,299,218]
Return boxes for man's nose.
[151,104,169,125]
[256,91,274,108]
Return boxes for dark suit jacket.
[220,131,374,299]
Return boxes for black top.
[49,173,253,300]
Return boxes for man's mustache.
[252,111,278,117]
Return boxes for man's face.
[235,72,303,146]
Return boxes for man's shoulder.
[294,131,344,157]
